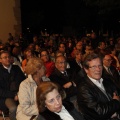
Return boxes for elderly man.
[102,54,120,89]
[0,50,25,120]
[49,55,77,101]
[77,53,120,120]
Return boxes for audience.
[0,32,120,119]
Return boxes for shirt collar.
[3,64,12,73]
[88,75,103,84]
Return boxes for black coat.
[69,59,82,74]
[0,64,26,110]
[49,68,77,99]
[37,101,84,120]
[102,66,120,89]
[77,76,120,120]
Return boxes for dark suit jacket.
[102,66,120,89]
[49,68,77,99]
[69,59,83,83]
[69,59,82,74]
[0,64,26,110]
[77,76,120,120]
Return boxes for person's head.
[12,46,21,56]
[0,50,11,67]
[83,53,103,80]
[76,41,83,51]
[103,54,112,68]
[23,49,34,60]
[98,42,106,50]
[58,43,66,53]
[55,51,64,58]
[55,55,67,72]
[25,57,45,77]
[33,35,38,43]
[73,49,82,62]
[28,43,35,51]
[110,46,116,55]
[40,49,50,63]
[35,44,40,51]
[90,32,96,39]
[8,39,14,45]
[36,81,65,113]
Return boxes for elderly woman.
[16,57,45,120]
[36,81,84,120]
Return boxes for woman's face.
[45,89,62,113]
[41,51,49,62]
[26,51,33,60]
[37,65,46,78]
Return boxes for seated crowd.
[0,32,120,120]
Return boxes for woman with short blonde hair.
[16,57,46,120]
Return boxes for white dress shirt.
[55,105,74,120]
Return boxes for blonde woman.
[16,57,45,120]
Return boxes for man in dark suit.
[69,49,83,74]
[102,54,120,89]
[49,55,77,101]
[77,53,120,120]
[0,50,26,120]
[69,49,85,85]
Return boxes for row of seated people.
[2,39,119,75]
[0,37,120,119]
[0,49,120,120]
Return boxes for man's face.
[100,42,106,49]
[84,58,103,80]
[55,56,67,72]
[0,53,11,67]
[103,55,112,67]
[76,41,83,50]
[59,44,65,53]
[75,51,82,61]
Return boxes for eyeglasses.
[104,59,112,62]
[41,54,48,57]
[89,65,103,70]
[56,61,67,65]
[1,56,11,59]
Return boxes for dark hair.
[36,81,66,112]
[23,48,34,59]
[40,48,49,57]
[55,51,64,58]
[0,50,11,58]
[83,53,102,69]
[55,55,66,63]
[58,42,65,48]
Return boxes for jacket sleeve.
[18,81,39,116]
[77,83,120,120]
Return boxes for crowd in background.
[0,31,120,120]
